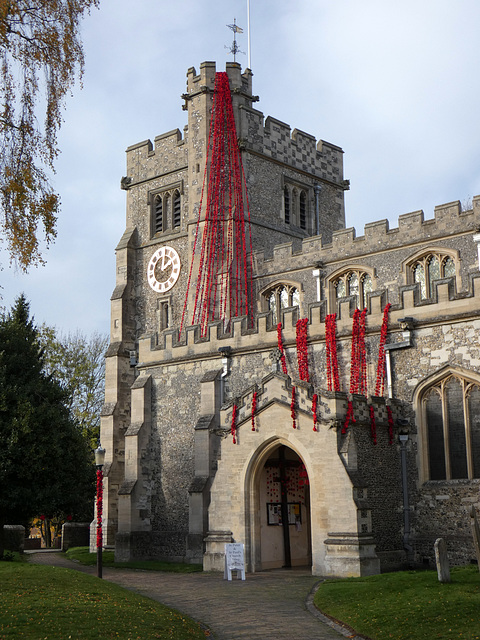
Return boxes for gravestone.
[434,538,450,583]
[470,506,480,571]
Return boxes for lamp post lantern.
[94,444,106,578]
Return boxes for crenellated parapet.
[123,128,188,189]
[240,108,345,184]
[136,267,480,368]
[254,196,480,276]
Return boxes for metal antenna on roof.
[225,18,245,62]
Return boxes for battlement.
[136,269,480,368]
[239,107,344,182]
[253,195,480,275]
[186,61,253,98]
[125,128,187,187]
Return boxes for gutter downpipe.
[384,317,415,561]
[399,433,413,561]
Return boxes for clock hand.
[161,256,173,271]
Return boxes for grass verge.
[314,565,480,640]
[65,547,202,572]
[0,562,208,639]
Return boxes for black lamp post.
[94,444,106,578]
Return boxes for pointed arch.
[244,437,311,572]
[413,366,480,482]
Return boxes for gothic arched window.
[282,182,310,230]
[409,252,457,300]
[264,284,300,323]
[150,182,183,237]
[421,373,480,480]
[332,270,373,310]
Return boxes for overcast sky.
[2,0,480,336]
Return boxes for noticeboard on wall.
[266,502,301,526]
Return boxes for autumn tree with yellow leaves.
[0,0,99,270]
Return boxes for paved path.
[28,551,364,640]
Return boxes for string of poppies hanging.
[233,305,393,443]
[277,322,288,375]
[231,403,238,444]
[180,72,254,337]
[312,393,318,431]
[374,303,392,397]
[296,318,310,382]
[325,313,340,392]
[349,308,368,396]
[251,391,257,431]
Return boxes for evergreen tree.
[0,296,95,557]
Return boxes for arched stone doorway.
[246,440,312,571]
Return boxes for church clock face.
[147,246,181,293]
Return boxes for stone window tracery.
[332,269,373,309]
[264,284,300,323]
[421,373,480,481]
[409,252,456,300]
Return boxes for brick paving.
[28,551,362,640]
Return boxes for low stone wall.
[3,525,25,553]
[115,530,187,563]
[61,522,90,551]
[412,480,480,567]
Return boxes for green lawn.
[0,562,208,639]
[314,565,480,640]
[66,547,202,572]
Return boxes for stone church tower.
[100,61,480,576]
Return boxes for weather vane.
[225,18,245,62]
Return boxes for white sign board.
[224,542,246,580]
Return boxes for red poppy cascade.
[181,72,254,337]
[239,306,393,443]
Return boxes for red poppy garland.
[312,393,318,431]
[231,403,238,444]
[277,322,288,375]
[296,318,310,382]
[251,391,257,431]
